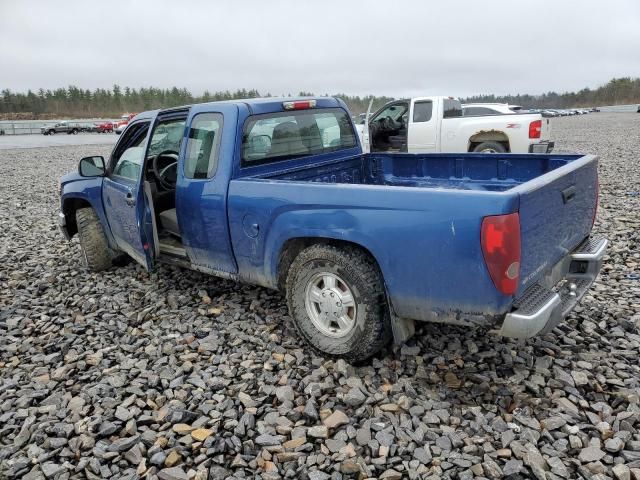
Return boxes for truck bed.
[254,152,582,193]
[231,151,598,324]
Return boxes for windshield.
[148,119,186,156]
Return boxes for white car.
[357,97,553,154]
[114,123,127,135]
[462,103,523,115]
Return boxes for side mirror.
[79,156,106,177]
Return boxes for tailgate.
[516,155,598,293]
[540,117,551,141]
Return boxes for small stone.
[323,410,349,429]
[275,385,295,403]
[413,447,432,464]
[255,434,282,446]
[611,464,630,480]
[164,450,181,467]
[605,437,625,453]
[283,437,306,450]
[344,388,366,407]
[375,430,394,447]
[308,426,329,439]
[41,462,64,478]
[191,428,213,442]
[571,370,589,386]
[238,392,256,408]
[172,424,194,434]
[379,469,402,480]
[542,416,566,431]
[158,466,188,480]
[579,446,606,463]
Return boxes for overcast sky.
[1,0,639,98]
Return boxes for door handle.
[125,192,136,206]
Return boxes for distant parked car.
[637,105,640,113]
[41,122,80,135]
[542,110,558,118]
[95,121,114,133]
[114,113,137,135]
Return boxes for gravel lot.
[1,113,639,480]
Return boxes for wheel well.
[468,131,510,152]
[62,198,92,237]
[276,237,380,291]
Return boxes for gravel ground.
[1,113,639,480]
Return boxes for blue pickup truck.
[58,97,607,361]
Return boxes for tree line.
[1,77,639,119]
[0,86,393,120]
[461,77,640,109]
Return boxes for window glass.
[373,102,408,123]
[412,101,433,122]
[443,99,462,118]
[148,118,186,157]
[242,108,356,166]
[464,107,498,116]
[113,146,145,180]
[111,122,149,181]
[184,113,223,179]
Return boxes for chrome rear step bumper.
[499,234,608,338]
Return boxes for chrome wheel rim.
[305,272,357,338]
[480,148,497,153]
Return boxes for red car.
[94,121,114,133]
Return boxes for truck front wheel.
[286,244,391,362]
[473,141,507,153]
[76,208,112,272]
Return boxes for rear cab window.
[443,98,463,118]
[241,108,356,166]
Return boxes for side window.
[184,113,223,179]
[443,99,463,118]
[111,122,149,181]
[464,107,498,116]
[412,101,433,122]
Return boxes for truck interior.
[108,115,188,259]
[368,101,409,152]
[251,152,583,193]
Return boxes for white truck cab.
[357,96,553,154]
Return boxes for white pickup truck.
[356,96,553,154]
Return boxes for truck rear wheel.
[76,208,112,272]
[286,244,391,362]
[473,141,506,153]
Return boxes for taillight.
[592,175,599,228]
[481,213,521,296]
[283,100,317,110]
[529,120,542,139]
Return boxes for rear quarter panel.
[228,180,519,321]
[442,114,543,153]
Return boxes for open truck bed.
[231,151,602,337]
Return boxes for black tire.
[49,130,55,135]
[76,208,112,272]
[473,141,507,153]
[72,129,78,135]
[286,244,391,362]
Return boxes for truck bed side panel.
[227,180,518,322]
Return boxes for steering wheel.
[382,115,399,131]
[152,149,179,189]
